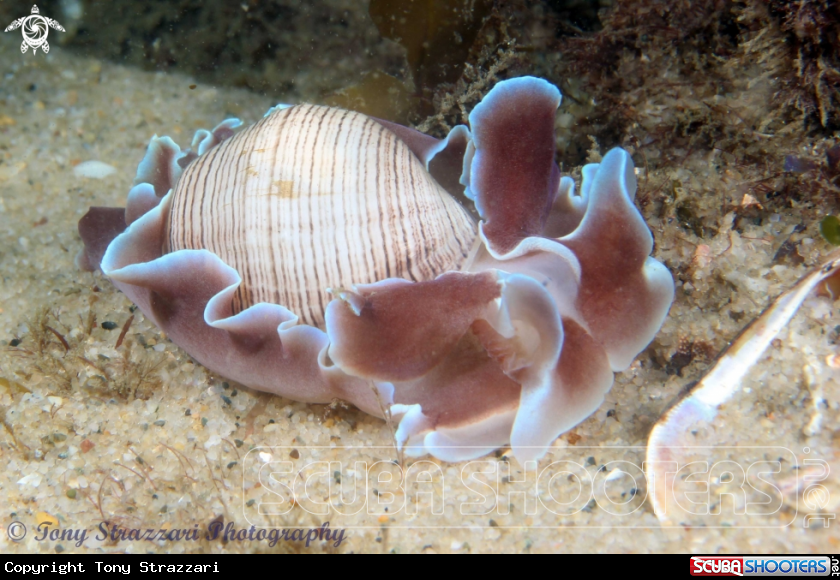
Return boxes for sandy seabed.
[0,34,837,553]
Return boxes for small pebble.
[101,321,118,330]
[36,511,58,528]
[73,160,117,179]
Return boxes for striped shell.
[165,104,478,327]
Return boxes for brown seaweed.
[369,0,493,105]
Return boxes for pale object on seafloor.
[646,250,840,522]
[73,160,117,179]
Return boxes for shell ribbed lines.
[167,104,477,327]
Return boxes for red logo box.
[691,557,744,576]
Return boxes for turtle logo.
[4,5,64,54]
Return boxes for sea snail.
[77,76,674,463]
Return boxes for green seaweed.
[820,215,840,245]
